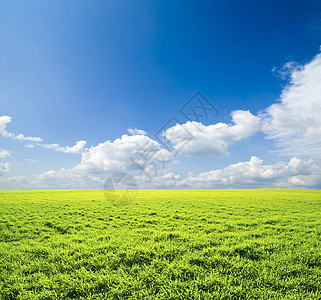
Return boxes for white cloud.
[0,149,11,177]
[0,150,10,158]
[163,110,261,156]
[3,155,320,189]
[75,134,171,173]
[272,61,303,80]
[62,140,87,154]
[0,116,14,138]
[0,162,10,176]
[0,115,43,142]
[40,140,87,154]
[13,134,43,142]
[34,168,103,189]
[25,159,39,163]
[30,134,172,189]
[128,128,147,135]
[177,156,321,188]
[0,115,85,153]
[262,52,321,156]
[0,175,29,189]
[135,171,181,188]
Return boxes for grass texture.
[0,189,321,299]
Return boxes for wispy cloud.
[39,140,87,154]
[308,0,321,38]
[262,51,321,157]
[128,128,147,136]
[0,116,87,154]
[0,116,43,142]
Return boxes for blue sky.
[1,0,321,189]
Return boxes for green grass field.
[0,189,321,299]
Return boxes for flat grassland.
[0,189,321,299]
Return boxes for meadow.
[0,189,320,299]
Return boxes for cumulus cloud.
[0,116,43,142]
[262,52,321,156]
[0,150,10,158]
[40,140,87,154]
[30,134,172,188]
[163,110,261,156]
[3,154,320,189]
[177,156,321,188]
[75,134,171,173]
